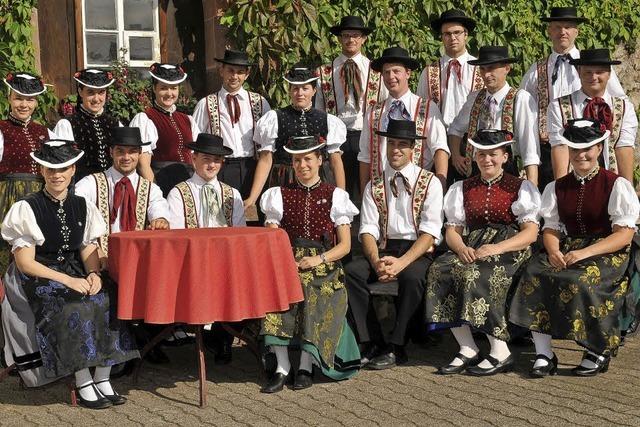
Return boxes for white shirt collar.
[191,173,220,187]
[219,86,248,100]
[442,51,470,64]
[107,166,138,182]
[486,82,511,103]
[388,90,414,106]
[386,161,418,178]
[550,46,579,60]
[576,88,612,104]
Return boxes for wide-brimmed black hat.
[329,15,372,36]
[74,69,115,89]
[569,48,621,66]
[468,46,517,65]
[371,47,420,72]
[108,127,151,147]
[430,9,476,34]
[31,140,84,169]
[3,72,46,96]
[541,7,588,23]
[560,119,610,149]
[468,129,515,150]
[284,135,326,154]
[149,63,188,85]
[186,133,233,156]
[215,49,252,67]
[283,66,319,85]
[375,118,427,141]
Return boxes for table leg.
[133,324,176,384]
[195,326,207,407]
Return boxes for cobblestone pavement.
[1,334,639,426]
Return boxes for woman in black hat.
[0,72,56,274]
[426,129,541,376]
[510,119,639,377]
[0,141,139,408]
[130,63,200,195]
[258,135,359,393]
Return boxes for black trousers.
[218,157,257,200]
[342,130,361,203]
[345,240,432,346]
[538,142,554,192]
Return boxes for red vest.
[281,182,336,244]
[144,107,193,163]
[0,118,49,174]
[463,173,522,229]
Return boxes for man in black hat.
[346,118,444,370]
[448,46,540,185]
[358,46,448,192]
[547,48,637,183]
[192,49,270,207]
[520,6,626,190]
[315,15,388,201]
[417,9,484,129]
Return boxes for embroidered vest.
[68,108,119,177]
[369,97,431,180]
[371,168,433,249]
[205,91,264,154]
[557,94,625,173]
[174,180,234,228]
[0,118,49,174]
[274,106,329,165]
[462,174,522,229]
[92,172,151,255]
[144,106,193,163]
[280,182,336,244]
[423,60,483,107]
[536,57,551,142]
[318,60,383,115]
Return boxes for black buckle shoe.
[529,353,558,378]
[260,372,292,393]
[366,351,396,370]
[437,352,480,375]
[94,379,127,405]
[572,352,610,377]
[359,343,382,368]
[76,383,113,410]
[466,354,514,376]
[293,369,313,390]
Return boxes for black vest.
[274,106,329,164]
[68,108,119,180]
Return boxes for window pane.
[124,0,155,31]
[85,0,117,30]
[86,33,118,65]
[129,36,154,60]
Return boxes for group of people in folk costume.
[0,5,638,407]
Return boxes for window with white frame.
[82,0,160,68]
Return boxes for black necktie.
[390,171,412,197]
[551,54,571,84]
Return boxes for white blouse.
[443,179,541,227]
[1,199,107,251]
[541,177,640,233]
[129,109,200,152]
[260,186,359,227]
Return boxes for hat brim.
[284,76,319,85]
[215,58,253,67]
[559,130,610,149]
[467,57,517,66]
[108,140,152,147]
[374,130,427,141]
[370,57,421,72]
[73,77,115,89]
[4,79,46,96]
[430,17,476,34]
[329,25,373,36]
[284,142,326,154]
[569,59,621,66]
[467,138,514,150]
[541,17,588,23]
[31,151,84,169]
[149,71,188,85]
[185,143,233,156]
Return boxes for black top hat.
[370,47,421,72]
[284,135,327,154]
[541,7,588,23]
[375,118,427,141]
[215,49,253,67]
[430,9,476,34]
[186,133,233,156]
[31,140,84,169]
[149,63,188,85]
[569,48,621,66]
[3,72,46,96]
[283,66,319,85]
[467,129,515,150]
[468,46,517,66]
[108,127,151,147]
[330,16,373,36]
[74,69,115,89]
[560,119,610,149]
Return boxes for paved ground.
[1,333,639,426]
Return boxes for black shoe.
[437,352,480,375]
[76,383,113,410]
[466,354,515,376]
[572,352,610,377]
[394,345,408,365]
[260,372,292,393]
[366,351,396,370]
[162,329,195,347]
[529,353,558,378]
[94,380,127,405]
[359,343,382,367]
[214,339,233,365]
[293,369,313,390]
[145,346,170,364]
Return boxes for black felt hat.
[283,66,319,85]
[3,72,46,96]
[108,127,151,147]
[467,129,515,150]
[283,135,327,154]
[215,49,253,67]
[468,46,517,65]
[541,7,588,23]
[370,46,421,72]
[31,140,84,169]
[330,15,373,36]
[560,119,610,149]
[569,48,621,66]
[375,118,427,141]
[186,133,233,156]
[149,63,188,85]
[73,69,115,89]
[430,9,476,34]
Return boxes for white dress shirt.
[360,162,444,243]
[449,83,541,167]
[314,52,388,131]
[129,105,200,152]
[416,51,479,127]
[75,166,170,234]
[358,91,449,171]
[192,87,271,158]
[166,173,246,229]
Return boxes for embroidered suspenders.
[536,57,551,142]
[176,181,235,228]
[423,60,483,107]
[206,92,264,154]
[318,61,383,115]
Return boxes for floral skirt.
[260,242,359,380]
[425,224,532,341]
[509,236,631,355]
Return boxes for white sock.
[93,366,115,396]
[75,368,100,401]
[449,326,479,367]
[531,332,554,368]
[299,351,313,373]
[272,345,291,375]
[477,335,510,369]
[580,351,604,369]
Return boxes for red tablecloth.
[109,227,303,324]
